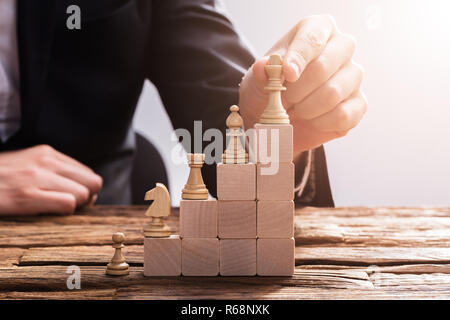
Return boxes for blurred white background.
[133,0,450,207]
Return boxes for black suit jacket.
[0,0,334,206]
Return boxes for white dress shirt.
[0,0,21,143]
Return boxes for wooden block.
[255,124,293,163]
[257,238,295,276]
[182,238,219,276]
[257,201,294,238]
[257,162,294,201]
[144,235,181,276]
[180,199,217,238]
[220,239,256,276]
[218,201,256,239]
[217,163,256,201]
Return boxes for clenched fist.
[0,145,103,216]
[239,15,367,154]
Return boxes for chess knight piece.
[259,54,290,124]
[182,153,209,200]
[143,183,172,237]
[222,105,249,164]
[106,232,130,276]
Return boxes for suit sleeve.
[147,0,334,206]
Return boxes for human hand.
[239,15,367,154]
[0,145,103,216]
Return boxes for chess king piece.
[143,183,171,237]
[182,153,209,200]
[259,54,290,124]
[106,232,130,276]
[222,105,249,164]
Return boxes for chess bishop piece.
[259,54,290,124]
[222,105,249,164]
[182,153,209,200]
[106,232,130,276]
[143,183,172,237]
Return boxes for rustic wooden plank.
[295,216,450,247]
[19,245,143,266]
[5,219,450,248]
[1,206,450,248]
[296,207,450,218]
[370,272,450,292]
[0,225,145,248]
[0,206,151,221]
[2,206,450,248]
[0,289,115,300]
[296,247,450,266]
[0,248,25,267]
[115,286,450,300]
[0,208,178,248]
[364,264,450,274]
[299,264,450,275]
[19,245,450,268]
[2,206,450,299]
[0,266,372,294]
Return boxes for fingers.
[33,190,77,215]
[32,145,103,196]
[16,189,76,216]
[38,171,91,206]
[284,15,336,82]
[309,91,368,132]
[45,157,102,195]
[294,62,364,120]
[284,33,356,104]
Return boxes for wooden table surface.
[1,206,450,300]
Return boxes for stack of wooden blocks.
[143,54,294,277]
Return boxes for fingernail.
[289,61,300,80]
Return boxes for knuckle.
[14,186,36,200]
[19,166,39,179]
[336,108,352,131]
[35,145,55,154]
[342,34,357,53]
[323,84,342,108]
[37,155,55,168]
[335,129,350,138]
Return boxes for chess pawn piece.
[259,54,290,124]
[181,153,209,200]
[143,183,171,237]
[106,232,130,276]
[222,105,248,164]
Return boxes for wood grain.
[220,239,256,276]
[2,206,450,299]
[255,124,293,163]
[218,201,256,239]
[179,199,217,238]
[257,162,294,201]
[257,200,294,238]
[181,238,219,276]
[257,238,295,276]
[217,163,256,201]
[144,236,181,276]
